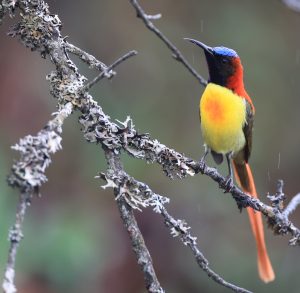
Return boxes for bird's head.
[185,38,244,91]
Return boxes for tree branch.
[81,50,138,92]
[129,0,207,86]
[282,0,300,12]
[2,193,30,293]
[125,0,300,245]
[2,1,136,291]
[160,207,251,293]
[283,193,300,217]
[65,42,116,77]
[3,102,73,293]
[103,148,164,293]
[99,167,252,293]
[0,0,16,24]
[2,0,300,292]
[79,106,300,245]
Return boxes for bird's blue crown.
[212,46,238,58]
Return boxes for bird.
[185,38,275,283]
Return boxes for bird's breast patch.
[200,83,247,154]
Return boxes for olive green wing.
[242,100,254,163]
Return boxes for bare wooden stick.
[81,50,138,92]
[129,0,207,86]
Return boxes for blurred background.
[1,0,300,292]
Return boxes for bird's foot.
[198,157,206,174]
[197,147,209,174]
[222,176,234,193]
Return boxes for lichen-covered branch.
[79,105,300,245]
[1,1,133,292]
[160,207,251,293]
[103,148,164,293]
[3,102,73,293]
[116,198,164,293]
[8,103,73,191]
[2,193,29,293]
[1,3,91,290]
[126,0,300,245]
[0,0,16,24]
[99,167,252,293]
[66,42,115,76]
[2,0,300,292]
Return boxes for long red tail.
[233,161,275,283]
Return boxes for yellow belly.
[200,83,246,155]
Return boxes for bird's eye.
[222,58,228,64]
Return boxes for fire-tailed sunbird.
[185,38,275,283]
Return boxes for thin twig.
[267,179,285,211]
[160,207,252,293]
[282,0,300,12]
[103,148,164,293]
[129,0,207,86]
[283,193,300,217]
[100,169,252,293]
[65,42,116,77]
[81,50,138,92]
[2,193,30,293]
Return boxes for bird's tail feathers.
[233,161,275,283]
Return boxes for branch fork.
[2,1,300,293]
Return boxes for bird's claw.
[198,158,206,174]
[222,176,234,193]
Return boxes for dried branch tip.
[267,179,285,211]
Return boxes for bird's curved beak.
[184,38,213,55]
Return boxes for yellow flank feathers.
[200,83,246,155]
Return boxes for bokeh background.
[1,0,300,292]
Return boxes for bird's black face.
[204,51,236,86]
[184,38,239,87]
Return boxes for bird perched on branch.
[185,38,275,283]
